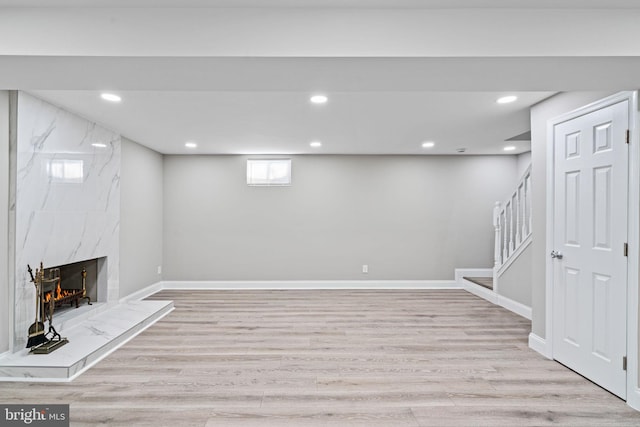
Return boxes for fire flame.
[43,281,76,303]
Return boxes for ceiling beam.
[2,56,639,92]
[1,8,640,57]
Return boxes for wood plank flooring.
[2,289,640,426]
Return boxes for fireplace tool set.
[26,262,69,354]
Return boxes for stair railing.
[494,165,532,270]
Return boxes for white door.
[552,99,629,399]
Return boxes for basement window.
[246,159,292,186]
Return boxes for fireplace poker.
[26,264,47,348]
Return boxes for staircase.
[457,165,533,319]
[493,165,532,283]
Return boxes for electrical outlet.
[157,265,162,275]
[362,264,368,274]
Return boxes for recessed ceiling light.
[504,145,517,151]
[185,142,197,149]
[497,95,518,104]
[100,93,121,103]
[91,143,107,148]
[422,141,435,148]
[310,94,328,104]
[310,141,322,148]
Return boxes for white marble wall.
[12,92,121,350]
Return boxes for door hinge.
[623,356,627,371]
[626,129,630,144]
[624,243,629,257]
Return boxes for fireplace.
[39,259,101,316]
[9,92,121,353]
[24,258,105,352]
[40,264,92,312]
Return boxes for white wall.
[530,91,613,338]
[497,244,532,307]
[516,151,532,178]
[119,137,163,297]
[163,154,518,281]
[0,91,9,353]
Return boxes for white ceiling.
[30,90,553,155]
[4,3,640,156]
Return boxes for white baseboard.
[627,387,640,412]
[116,280,461,300]
[159,280,461,290]
[462,279,497,303]
[461,278,531,320]
[496,294,532,320]
[121,278,532,322]
[528,332,551,359]
[119,281,163,303]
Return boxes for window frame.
[246,158,292,187]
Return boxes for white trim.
[123,279,532,321]
[457,270,531,320]
[629,388,640,414]
[461,278,531,320]
[546,91,639,409]
[626,90,640,411]
[545,96,556,370]
[159,280,460,290]
[462,278,497,304]
[496,294,531,320]
[119,281,163,303]
[528,333,551,359]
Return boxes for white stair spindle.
[493,201,501,268]
[502,203,509,261]
[493,165,532,273]
[509,198,515,253]
[515,186,522,245]
[526,172,532,235]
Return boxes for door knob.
[550,250,564,259]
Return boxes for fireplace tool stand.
[28,263,69,354]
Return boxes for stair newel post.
[493,201,502,268]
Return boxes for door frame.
[545,91,640,409]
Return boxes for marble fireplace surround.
[10,91,122,351]
[0,92,172,380]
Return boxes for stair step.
[463,276,493,290]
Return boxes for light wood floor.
[2,289,640,426]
